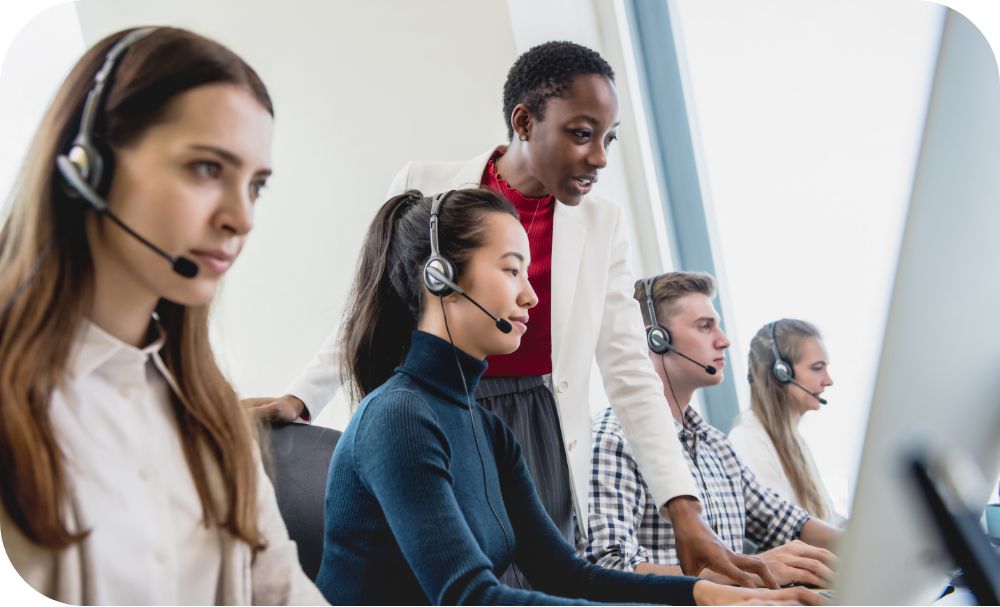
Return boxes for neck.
[788,407,803,428]
[657,359,696,423]
[417,303,488,360]
[495,142,548,198]
[87,223,159,347]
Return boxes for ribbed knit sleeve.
[346,390,640,606]
[486,416,700,606]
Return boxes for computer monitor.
[835,8,1000,605]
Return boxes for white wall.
[67,0,518,403]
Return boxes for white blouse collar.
[68,319,166,381]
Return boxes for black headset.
[767,320,794,383]
[422,191,512,333]
[2,28,179,322]
[642,277,672,354]
[58,28,156,201]
[423,191,458,296]
[52,26,198,279]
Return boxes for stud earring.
[519,133,528,142]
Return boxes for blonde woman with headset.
[729,320,846,526]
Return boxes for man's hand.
[664,496,779,589]
[756,540,837,588]
[242,394,306,424]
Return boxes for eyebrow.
[569,115,622,129]
[694,316,718,324]
[501,252,526,263]
[190,144,272,177]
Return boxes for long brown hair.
[747,319,828,520]
[0,27,273,549]
[339,189,518,404]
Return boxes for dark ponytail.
[339,188,518,404]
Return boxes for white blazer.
[289,147,697,536]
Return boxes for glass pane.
[671,0,945,515]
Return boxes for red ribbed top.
[481,152,555,377]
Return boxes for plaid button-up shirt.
[585,406,810,571]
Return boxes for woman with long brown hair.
[730,320,845,525]
[0,27,323,604]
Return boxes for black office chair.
[264,422,341,581]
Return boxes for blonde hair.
[747,319,828,520]
[0,27,271,550]
[633,271,716,327]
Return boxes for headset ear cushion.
[773,360,794,383]
[423,256,456,297]
[647,326,670,354]
[63,141,105,196]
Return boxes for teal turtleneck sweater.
[316,331,698,605]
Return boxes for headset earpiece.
[423,256,456,297]
[642,277,671,354]
[63,139,103,193]
[57,28,154,202]
[422,190,458,297]
[768,320,795,383]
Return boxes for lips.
[573,173,598,188]
[508,314,529,334]
[190,249,234,274]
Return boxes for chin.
[492,335,522,356]
[161,279,219,307]
[555,188,583,206]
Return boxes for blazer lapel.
[550,201,586,371]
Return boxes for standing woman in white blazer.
[251,41,774,586]
[730,320,846,526]
[0,27,324,604]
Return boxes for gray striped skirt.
[476,375,575,587]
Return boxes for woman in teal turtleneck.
[315,188,821,606]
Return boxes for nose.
[216,183,254,236]
[588,140,608,169]
[823,371,834,387]
[519,276,539,310]
[717,329,731,350]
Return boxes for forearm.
[635,561,683,576]
[798,518,840,552]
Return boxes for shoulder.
[728,412,769,445]
[396,148,497,193]
[592,407,630,451]
[353,377,440,441]
[704,423,732,447]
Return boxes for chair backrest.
[264,423,341,581]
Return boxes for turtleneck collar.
[397,331,488,408]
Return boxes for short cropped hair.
[502,41,615,140]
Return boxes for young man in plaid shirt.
[585,272,841,587]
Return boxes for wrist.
[692,580,713,606]
[663,495,703,524]
[284,394,307,419]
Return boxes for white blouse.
[728,411,845,526]
[49,320,221,605]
